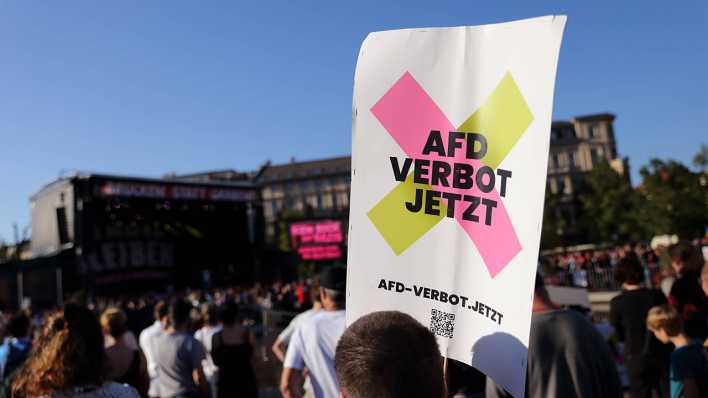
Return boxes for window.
[590,148,601,165]
[572,176,584,193]
[589,124,600,139]
[322,194,333,209]
[569,151,577,168]
[557,177,566,194]
[336,192,349,209]
[263,201,274,218]
[306,194,319,209]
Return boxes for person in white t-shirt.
[273,286,322,398]
[194,304,222,398]
[272,289,322,362]
[139,301,168,398]
[280,267,347,398]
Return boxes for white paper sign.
[346,16,566,398]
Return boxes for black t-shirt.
[610,288,669,358]
[669,271,708,340]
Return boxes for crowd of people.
[541,240,706,293]
[0,241,705,398]
[0,279,317,398]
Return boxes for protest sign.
[346,16,566,397]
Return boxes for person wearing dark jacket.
[610,255,671,398]
[487,274,622,398]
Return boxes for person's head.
[168,298,193,330]
[701,263,708,297]
[319,266,347,310]
[100,307,128,340]
[335,311,444,398]
[669,243,694,274]
[646,304,683,344]
[614,255,644,286]
[7,311,30,338]
[310,282,322,305]
[218,302,239,326]
[202,304,219,327]
[533,273,551,305]
[12,304,105,397]
[154,300,168,324]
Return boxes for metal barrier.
[548,268,618,291]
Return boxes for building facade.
[546,113,630,227]
[173,113,627,247]
[253,156,351,245]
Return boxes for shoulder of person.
[650,288,668,300]
[294,311,324,335]
[313,310,345,328]
[188,334,207,352]
[139,324,155,340]
[308,310,336,324]
[542,309,592,329]
[99,382,141,398]
[609,292,625,305]
[210,329,223,342]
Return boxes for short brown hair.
[646,304,682,336]
[615,255,644,285]
[100,307,128,339]
[154,300,168,321]
[335,311,444,398]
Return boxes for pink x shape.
[371,72,522,277]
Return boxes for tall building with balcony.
[546,113,630,228]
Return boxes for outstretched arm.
[280,367,303,398]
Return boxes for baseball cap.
[320,266,347,291]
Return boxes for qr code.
[430,309,455,338]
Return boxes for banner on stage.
[346,16,566,398]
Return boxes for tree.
[276,208,305,252]
[577,162,639,242]
[0,240,7,263]
[693,143,708,173]
[635,159,706,239]
[541,190,569,249]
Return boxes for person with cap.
[280,266,347,398]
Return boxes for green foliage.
[541,149,706,248]
[635,158,707,238]
[276,208,305,252]
[693,143,708,172]
[578,161,638,242]
[541,190,568,249]
[0,242,7,263]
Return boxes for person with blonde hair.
[101,307,149,396]
[646,305,708,398]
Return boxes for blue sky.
[1,1,706,242]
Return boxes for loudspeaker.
[56,207,70,245]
